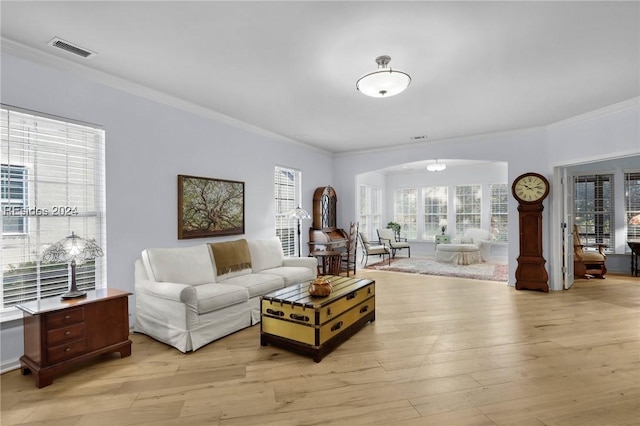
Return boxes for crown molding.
[546,97,639,130]
[1,37,331,155]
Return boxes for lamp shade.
[41,232,104,265]
[287,206,311,220]
[357,55,411,98]
[41,232,104,299]
[427,160,446,172]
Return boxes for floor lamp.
[287,206,311,257]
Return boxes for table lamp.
[287,206,311,257]
[41,232,104,299]
[439,219,448,235]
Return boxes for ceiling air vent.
[47,37,96,59]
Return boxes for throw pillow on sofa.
[247,237,285,272]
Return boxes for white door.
[563,168,575,289]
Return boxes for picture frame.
[177,174,245,239]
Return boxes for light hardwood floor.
[2,270,639,425]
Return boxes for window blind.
[490,183,508,242]
[422,186,448,240]
[455,185,481,238]
[625,171,640,243]
[574,173,614,252]
[1,107,106,309]
[274,166,300,256]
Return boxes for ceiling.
[1,1,638,155]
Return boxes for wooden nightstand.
[16,288,132,388]
[435,234,451,247]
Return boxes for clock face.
[513,173,549,203]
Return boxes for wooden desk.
[16,288,132,388]
[311,250,342,276]
[628,240,640,277]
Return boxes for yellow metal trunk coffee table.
[260,276,375,362]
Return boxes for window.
[574,173,614,252]
[625,171,640,244]
[358,185,382,240]
[1,107,106,309]
[274,166,302,256]
[393,188,417,239]
[422,186,447,240]
[455,185,481,237]
[490,183,508,242]
[1,164,28,234]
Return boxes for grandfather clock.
[512,172,550,292]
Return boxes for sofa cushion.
[222,273,285,298]
[464,228,491,242]
[142,245,215,285]
[247,237,285,272]
[259,266,314,286]
[193,283,249,314]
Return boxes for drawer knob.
[331,321,343,332]
[266,309,284,317]
[346,291,357,300]
[65,347,71,352]
[65,331,71,336]
[360,305,369,314]
[64,315,71,320]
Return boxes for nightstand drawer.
[47,339,87,364]
[47,322,86,347]
[45,307,84,329]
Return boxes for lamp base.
[61,290,87,299]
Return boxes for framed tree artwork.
[178,175,245,239]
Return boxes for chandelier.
[427,160,446,172]
[356,55,411,98]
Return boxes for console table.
[16,288,132,388]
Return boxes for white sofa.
[435,228,493,265]
[133,237,317,352]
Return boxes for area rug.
[364,256,508,282]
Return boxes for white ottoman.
[436,244,481,265]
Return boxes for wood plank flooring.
[2,270,639,425]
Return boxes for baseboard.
[1,358,21,374]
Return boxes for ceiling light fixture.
[356,55,411,98]
[427,160,446,172]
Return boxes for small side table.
[435,234,451,249]
[16,288,132,388]
[311,250,342,276]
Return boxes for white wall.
[0,52,333,369]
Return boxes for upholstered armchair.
[573,224,607,279]
[377,228,411,258]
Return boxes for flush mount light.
[356,55,411,98]
[427,160,446,172]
